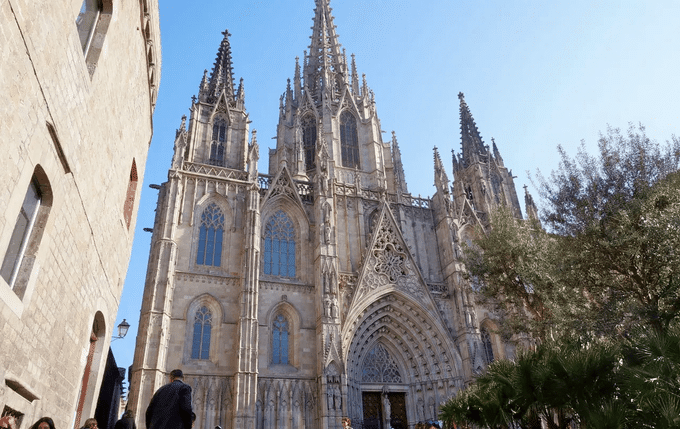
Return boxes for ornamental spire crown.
[304,0,347,102]
[458,92,487,168]
[205,30,236,102]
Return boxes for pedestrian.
[145,369,193,429]
[30,418,56,429]
[341,417,352,429]
[114,411,136,429]
[0,415,17,429]
[81,419,97,429]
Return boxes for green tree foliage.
[441,326,680,429]
[466,124,680,339]
[535,124,680,334]
[448,125,680,428]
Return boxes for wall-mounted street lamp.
[112,319,130,341]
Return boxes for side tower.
[430,93,523,377]
[451,93,522,225]
[127,30,260,429]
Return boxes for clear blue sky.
[111,0,680,382]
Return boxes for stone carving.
[354,208,426,303]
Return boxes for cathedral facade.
[128,1,531,428]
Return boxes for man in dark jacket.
[146,369,193,429]
[114,411,136,429]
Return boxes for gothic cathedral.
[127,1,534,428]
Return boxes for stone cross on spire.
[206,29,236,101]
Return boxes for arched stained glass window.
[196,203,224,267]
[481,328,494,364]
[191,306,212,359]
[362,343,402,383]
[301,115,317,171]
[263,211,296,277]
[210,119,227,166]
[340,111,360,168]
[272,314,289,364]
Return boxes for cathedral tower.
[451,93,522,225]
[129,3,521,429]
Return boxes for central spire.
[207,30,236,101]
[304,0,347,102]
[458,92,487,168]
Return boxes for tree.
[440,340,626,429]
[441,326,680,429]
[465,124,680,340]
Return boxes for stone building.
[0,1,160,428]
[128,1,534,428]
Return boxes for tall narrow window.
[1,167,51,297]
[1,181,41,286]
[263,211,296,277]
[340,111,360,168]
[196,203,225,267]
[76,0,102,56]
[210,119,227,166]
[301,115,317,171]
[481,328,494,364]
[272,314,289,364]
[123,159,138,229]
[191,306,212,360]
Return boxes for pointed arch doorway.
[359,343,408,429]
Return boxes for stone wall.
[0,0,160,427]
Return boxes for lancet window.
[1,166,52,299]
[362,343,402,383]
[481,327,494,364]
[191,306,212,359]
[271,314,290,364]
[263,211,296,277]
[196,203,224,267]
[209,119,227,166]
[302,115,317,171]
[340,111,360,168]
[76,0,102,55]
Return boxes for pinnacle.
[208,29,236,100]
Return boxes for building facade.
[128,1,533,428]
[0,0,160,428]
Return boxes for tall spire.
[458,92,487,168]
[208,30,236,101]
[434,146,450,192]
[305,0,346,103]
[524,185,541,225]
[492,137,504,167]
[391,132,408,195]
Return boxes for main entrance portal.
[361,392,407,429]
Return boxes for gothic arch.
[365,208,380,244]
[265,300,302,369]
[299,113,317,171]
[339,110,360,169]
[479,318,503,362]
[195,190,232,214]
[191,194,231,269]
[260,197,311,283]
[74,311,107,428]
[183,294,223,365]
[343,292,464,428]
[344,291,464,388]
[358,339,406,385]
[208,113,229,166]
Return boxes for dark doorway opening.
[361,391,407,429]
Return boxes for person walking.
[114,411,136,429]
[145,369,193,429]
